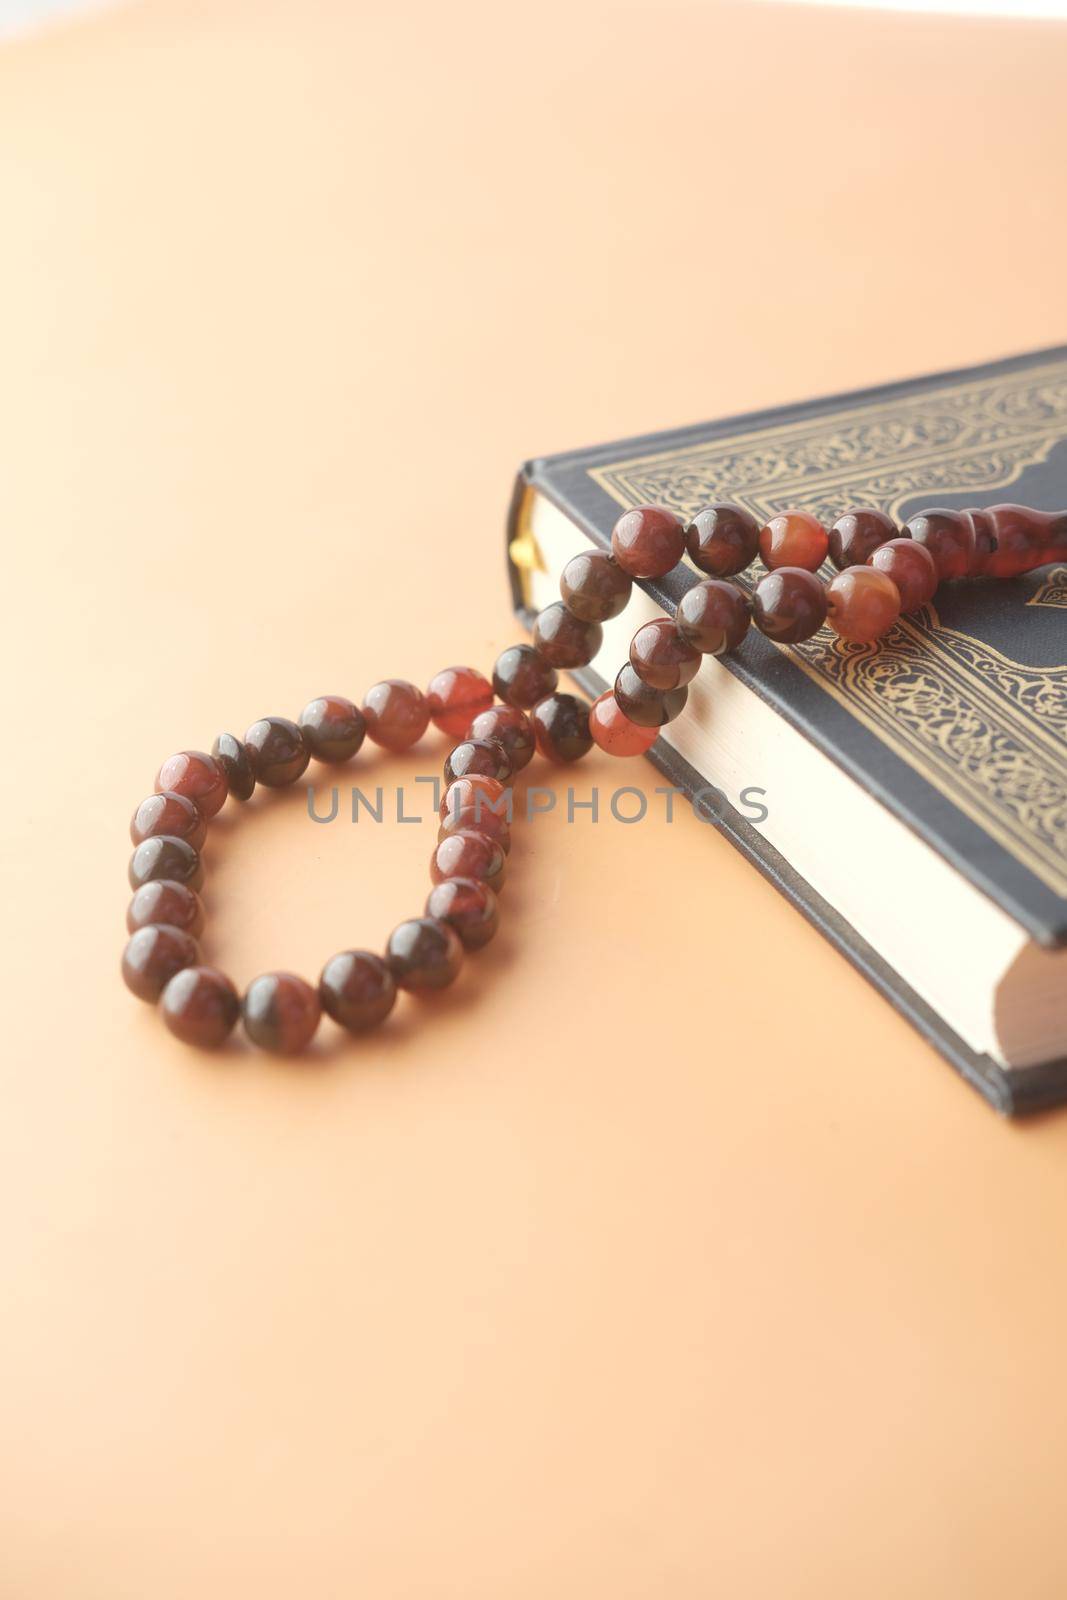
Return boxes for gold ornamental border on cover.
[587,363,1067,896]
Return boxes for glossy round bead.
[826,566,901,643]
[211,733,256,801]
[758,511,829,572]
[386,917,463,991]
[362,679,431,751]
[531,692,594,762]
[828,508,898,570]
[439,805,511,854]
[298,695,366,763]
[531,602,603,668]
[439,775,509,821]
[425,666,495,739]
[468,705,536,773]
[160,966,240,1047]
[155,750,228,818]
[319,950,397,1033]
[868,538,938,613]
[244,716,310,787]
[612,664,688,728]
[121,923,200,1002]
[560,548,632,622]
[628,618,701,690]
[675,579,751,656]
[128,834,203,891]
[751,568,828,644]
[904,508,974,581]
[242,972,321,1055]
[126,878,205,938]
[439,772,512,849]
[685,503,761,577]
[425,878,499,950]
[611,505,686,579]
[492,644,558,710]
[588,691,659,757]
[430,829,507,891]
[443,738,513,785]
[130,790,206,850]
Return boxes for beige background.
[2,1,1067,1594]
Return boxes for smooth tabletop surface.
[2,1,1067,1594]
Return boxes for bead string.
[123,500,1065,1054]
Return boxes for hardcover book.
[506,345,1067,1115]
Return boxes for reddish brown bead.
[431,829,507,891]
[130,791,206,850]
[826,567,901,643]
[956,509,998,576]
[243,972,321,1054]
[676,579,751,656]
[868,538,938,612]
[468,705,536,773]
[612,664,688,728]
[828,508,898,570]
[127,878,205,939]
[904,509,974,581]
[531,692,593,762]
[628,618,701,690]
[161,966,240,1047]
[589,691,659,757]
[362,679,431,751]
[439,805,511,854]
[121,923,200,1002]
[611,505,686,579]
[560,548,632,622]
[758,511,829,572]
[244,716,310,787]
[443,738,513,785]
[211,733,256,801]
[532,602,603,668]
[439,771,512,849]
[425,878,499,950]
[319,950,397,1033]
[298,695,366,763]
[155,751,228,818]
[1046,511,1067,562]
[426,666,495,739]
[386,917,463,991]
[974,505,1066,579]
[439,775,509,821]
[685,503,761,577]
[129,834,203,891]
[492,644,558,710]
[751,568,828,644]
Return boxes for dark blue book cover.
[507,345,1067,1114]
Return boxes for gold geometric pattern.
[590,365,1067,526]
[588,362,1067,896]
[788,610,1067,891]
[1028,566,1067,608]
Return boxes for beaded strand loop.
[122,501,1066,1053]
